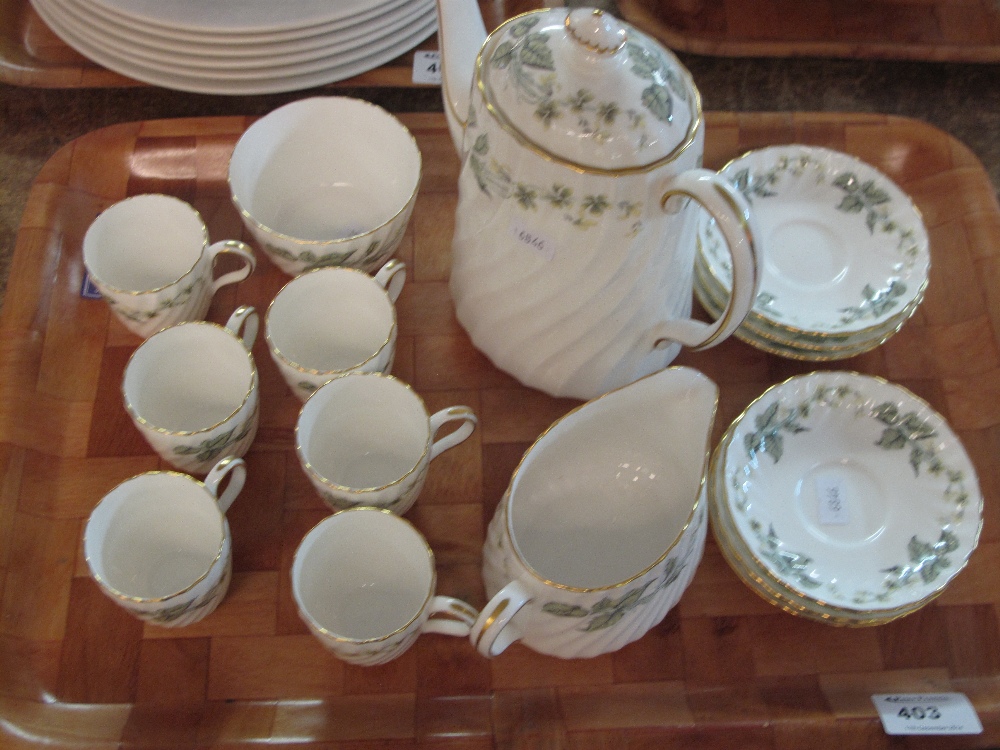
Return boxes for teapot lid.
[477,7,699,172]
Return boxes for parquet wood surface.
[618,0,1000,61]
[1,111,999,748]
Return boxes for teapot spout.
[435,0,487,155]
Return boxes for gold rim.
[122,320,258,437]
[693,262,921,360]
[504,366,717,593]
[84,193,210,296]
[292,507,436,645]
[474,9,703,176]
[265,267,396,377]
[295,372,431,494]
[84,470,227,604]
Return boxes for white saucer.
[46,0,434,76]
[57,0,430,59]
[717,371,982,613]
[31,0,436,94]
[699,145,929,338]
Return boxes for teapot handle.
[647,169,760,351]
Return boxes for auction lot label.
[871,693,982,735]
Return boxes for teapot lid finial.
[565,8,627,56]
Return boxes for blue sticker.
[80,271,102,300]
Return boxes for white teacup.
[84,456,246,627]
[292,507,479,666]
[122,306,260,475]
[228,96,422,276]
[295,373,476,514]
[83,193,255,338]
[266,258,406,401]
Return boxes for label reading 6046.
[509,220,556,261]
[871,693,982,735]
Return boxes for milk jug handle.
[469,580,532,657]
[647,169,760,352]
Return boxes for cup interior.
[268,268,394,372]
[229,97,421,242]
[83,194,207,292]
[298,374,427,490]
[508,374,715,589]
[293,509,432,640]
[123,323,255,433]
[85,473,224,600]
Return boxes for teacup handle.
[203,456,247,514]
[373,258,406,303]
[470,580,532,657]
[645,168,760,352]
[422,596,479,637]
[428,406,477,461]
[209,240,256,293]
[224,305,259,350]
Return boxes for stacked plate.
[695,145,930,360]
[29,0,436,95]
[708,371,983,626]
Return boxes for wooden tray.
[0,0,538,89]
[2,111,999,748]
[618,0,1000,62]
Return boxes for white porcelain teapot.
[438,1,761,399]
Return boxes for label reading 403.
[871,693,982,735]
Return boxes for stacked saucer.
[708,371,982,626]
[695,145,930,360]
[29,0,436,95]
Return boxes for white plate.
[52,0,433,69]
[77,0,405,35]
[719,371,982,613]
[57,0,430,59]
[699,145,930,336]
[32,0,436,94]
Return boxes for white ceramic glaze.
[718,371,982,614]
[57,0,430,60]
[698,145,930,341]
[470,366,716,659]
[437,3,761,400]
[292,508,479,665]
[229,98,422,275]
[266,259,405,400]
[295,373,477,514]
[122,306,260,474]
[84,457,246,627]
[82,194,255,339]
[32,0,437,94]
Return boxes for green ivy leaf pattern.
[130,564,230,625]
[520,32,555,71]
[107,277,204,322]
[743,401,809,464]
[540,552,691,632]
[727,153,922,264]
[838,279,908,325]
[461,130,643,232]
[733,380,974,606]
[174,410,256,464]
[750,520,822,589]
[640,84,672,123]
